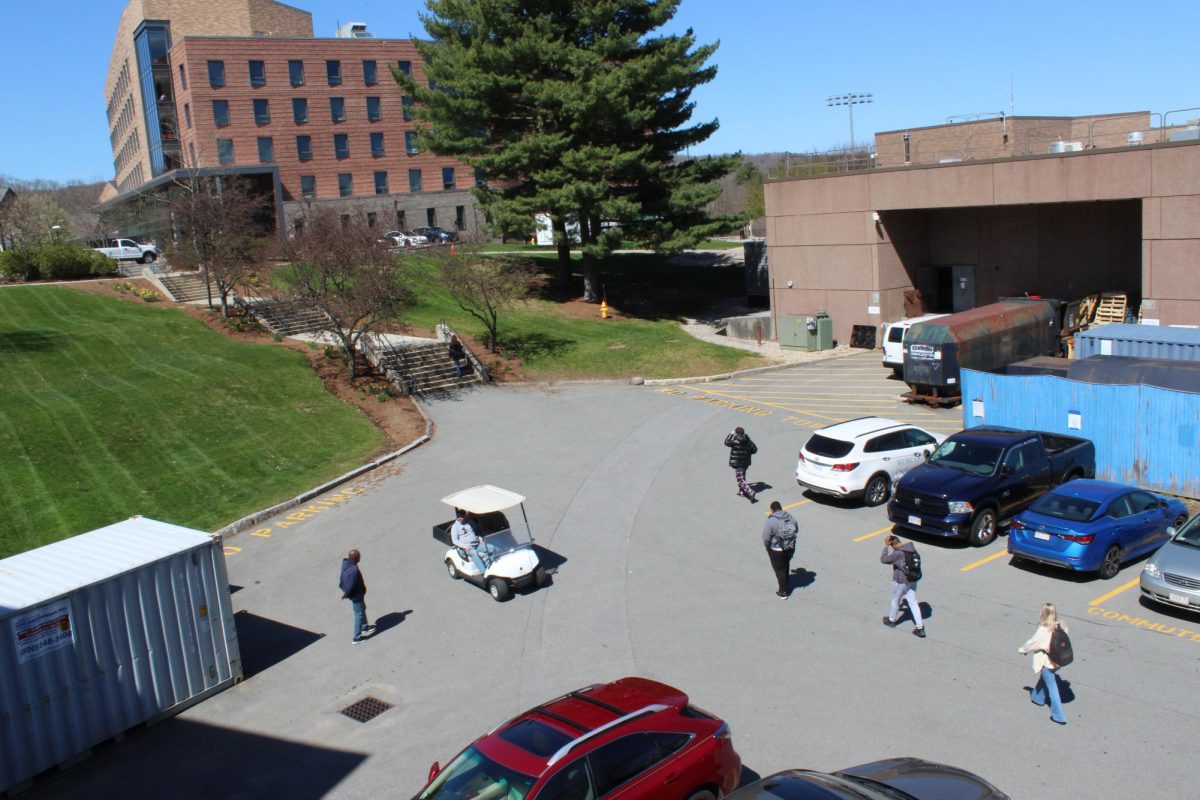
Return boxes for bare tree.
[283,207,413,379]
[0,193,70,253]
[439,247,538,353]
[167,176,270,317]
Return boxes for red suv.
[412,677,742,799]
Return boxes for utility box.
[0,517,242,793]
[779,312,833,351]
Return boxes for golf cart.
[433,485,548,601]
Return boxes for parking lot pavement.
[26,358,1200,800]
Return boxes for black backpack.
[1048,626,1074,668]
[902,549,922,582]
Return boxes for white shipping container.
[0,517,242,793]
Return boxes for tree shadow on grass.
[0,330,66,353]
[502,331,576,361]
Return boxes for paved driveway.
[29,354,1198,799]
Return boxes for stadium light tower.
[826,92,873,150]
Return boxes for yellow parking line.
[960,550,1009,572]
[853,525,894,542]
[764,499,812,516]
[1089,578,1140,607]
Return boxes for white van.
[881,313,948,375]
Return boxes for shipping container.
[0,517,241,793]
[1074,323,1200,361]
[1006,355,1072,377]
[1067,355,1200,393]
[903,299,1060,404]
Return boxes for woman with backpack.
[881,534,925,638]
[1018,602,1070,725]
[724,427,758,501]
[448,334,466,378]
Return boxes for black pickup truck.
[887,427,1096,546]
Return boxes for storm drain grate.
[341,696,394,723]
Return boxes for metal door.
[951,264,976,312]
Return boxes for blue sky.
[1,0,1197,183]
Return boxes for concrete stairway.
[375,340,482,395]
[157,273,211,302]
[244,301,330,336]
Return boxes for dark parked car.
[413,225,459,243]
[726,759,1009,800]
[887,426,1095,546]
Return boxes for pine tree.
[404,0,740,300]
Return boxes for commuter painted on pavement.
[881,534,925,638]
[762,501,800,599]
[340,549,373,644]
[451,509,491,574]
[725,426,758,502]
[1019,602,1070,725]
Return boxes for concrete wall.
[765,140,1200,341]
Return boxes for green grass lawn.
[0,286,385,557]
[402,252,768,379]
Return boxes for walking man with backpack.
[763,501,799,599]
[1018,602,1072,725]
[725,426,758,502]
[881,534,925,637]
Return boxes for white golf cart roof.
[441,485,526,514]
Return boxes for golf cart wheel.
[488,578,511,602]
[446,559,461,580]
[534,566,549,588]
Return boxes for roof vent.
[336,22,372,38]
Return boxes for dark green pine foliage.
[403,0,741,300]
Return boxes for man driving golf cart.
[434,485,548,601]
[450,509,494,574]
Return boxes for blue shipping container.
[1074,323,1200,361]
[961,369,1200,498]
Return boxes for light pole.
[826,92,873,151]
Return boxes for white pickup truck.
[93,239,159,264]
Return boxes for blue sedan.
[1008,479,1189,579]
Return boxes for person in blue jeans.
[451,509,492,574]
[340,549,373,644]
[1019,602,1068,724]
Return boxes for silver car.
[1141,514,1200,613]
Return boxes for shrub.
[34,245,115,281]
[136,288,161,302]
[0,249,38,281]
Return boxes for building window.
[428,78,438,91]
[367,211,377,228]
[330,97,345,122]
[296,135,312,161]
[396,60,411,76]
[178,64,187,89]
[326,60,342,86]
[474,167,487,187]
[408,168,422,192]
[293,97,308,123]
[405,131,419,155]
[401,96,414,121]
[455,205,466,230]
[338,173,353,197]
[374,170,388,194]
[293,219,304,237]
[366,96,381,122]
[363,60,377,85]
[370,132,385,157]
[183,102,192,128]
[300,174,315,199]
[340,213,351,228]
[257,137,275,163]
[217,138,234,164]
[334,133,350,159]
[442,166,456,190]
[249,60,266,87]
[207,60,225,87]
[212,99,230,126]
[254,98,270,125]
[427,208,437,227]
[288,60,304,86]
[396,209,407,230]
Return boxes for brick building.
[98,0,482,239]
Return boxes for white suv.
[796,417,944,506]
[881,313,948,375]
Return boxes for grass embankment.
[0,287,385,557]
[404,251,768,380]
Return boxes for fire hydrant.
[601,300,609,319]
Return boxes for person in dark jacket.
[881,535,925,637]
[724,426,758,501]
[340,549,373,644]
[448,335,466,378]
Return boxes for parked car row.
[411,677,1010,799]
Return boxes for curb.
[640,350,860,386]
[214,397,435,540]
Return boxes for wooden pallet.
[1093,292,1127,326]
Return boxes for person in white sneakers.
[881,534,925,638]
